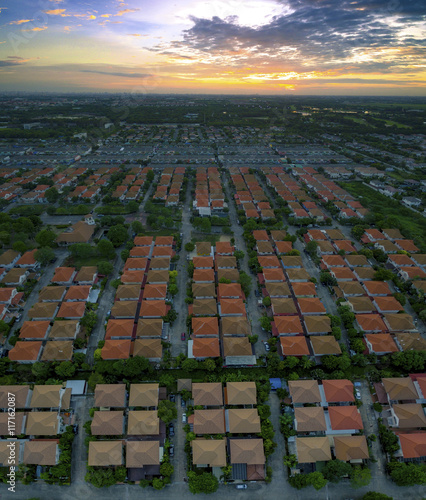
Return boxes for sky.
[0,0,425,95]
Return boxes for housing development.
[0,95,425,500]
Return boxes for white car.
[355,390,361,400]
[263,341,270,352]
[182,413,187,424]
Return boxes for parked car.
[169,424,174,437]
[181,398,186,408]
[236,484,247,489]
[355,390,361,400]
[169,445,174,457]
[170,394,175,403]
[263,341,270,352]
[182,413,187,424]
[73,425,78,435]
[181,332,185,341]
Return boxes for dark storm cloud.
[156,0,425,65]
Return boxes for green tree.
[108,224,128,247]
[260,316,272,332]
[185,242,195,252]
[55,361,76,379]
[45,187,59,203]
[12,241,27,254]
[131,220,143,234]
[387,462,426,486]
[307,471,328,490]
[88,372,104,391]
[322,460,352,483]
[69,243,94,259]
[182,358,199,372]
[35,229,56,248]
[122,356,151,377]
[80,311,97,333]
[160,462,174,477]
[97,261,114,275]
[362,493,393,500]
[152,477,165,490]
[97,239,116,260]
[31,361,50,380]
[35,246,55,266]
[351,467,371,489]
[158,400,177,424]
[262,296,271,307]
[187,471,219,494]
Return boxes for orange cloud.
[89,15,96,20]
[115,8,140,16]
[21,26,48,32]
[100,14,111,18]
[44,9,66,15]
[9,19,33,25]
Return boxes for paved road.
[5,247,69,348]
[173,396,187,484]
[170,176,193,358]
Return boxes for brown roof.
[23,441,58,466]
[0,249,19,266]
[0,385,29,409]
[395,332,426,351]
[296,437,331,463]
[348,296,377,313]
[133,338,163,359]
[115,284,141,300]
[121,270,145,284]
[26,412,59,435]
[127,410,160,435]
[94,384,126,407]
[135,318,163,338]
[19,320,50,339]
[1,268,28,285]
[384,313,416,332]
[229,438,265,466]
[48,320,79,339]
[30,385,71,409]
[338,281,365,296]
[105,319,134,339]
[194,409,226,434]
[220,298,246,316]
[345,254,369,267]
[64,285,92,301]
[215,241,234,254]
[143,284,167,300]
[0,412,25,435]
[196,242,212,255]
[289,380,321,404]
[193,298,217,316]
[392,404,426,428]
[271,298,297,315]
[134,236,153,246]
[41,340,73,361]
[52,267,76,283]
[265,282,291,297]
[57,301,86,318]
[356,314,387,332]
[334,436,369,461]
[193,268,215,282]
[129,383,159,407]
[286,268,311,281]
[101,339,132,359]
[217,268,240,282]
[75,266,97,283]
[111,300,138,318]
[322,379,355,403]
[190,383,222,409]
[125,258,148,271]
[398,433,426,459]
[192,337,220,358]
[56,221,95,244]
[298,298,326,314]
[9,341,42,362]
[274,315,304,335]
[224,382,256,406]
[126,440,160,468]
[0,440,21,465]
[310,336,342,355]
[328,406,363,430]
[365,333,398,353]
[221,316,250,336]
[291,282,317,297]
[193,256,214,268]
[192,283,216,298]
[192,316,219,337]
[139,300,168,318]
[294,407,327,432]
[217,283,243,298]
[228,409,261,433]
[280,336,310,356]
[374,296,404,312]
[192,438,227,467]
[91,411,124,435]
[149,257,171,269]
[383,378,418,401]
[304,315,332,334]
[222,337,253,357]
[88,441,123,466]
[38,286,66,302]
[363,281,392,295]
[28,302,58,319]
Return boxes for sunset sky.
[0,0,425,95]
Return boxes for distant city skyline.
[0,0,425,95]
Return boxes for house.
[304,315,331,335]
[110,300,138,318]
[271,298,298,315]
[28,302,58,320]
[192,298,217,317]
[74,266,97,284]
[192,317,219,337]
[132,338,163,361]
[126,440,160,473]
[15,249,39,269]
[384,313,416,332]
[291,282,317,298]
[194,409,226,434]
[288,380,321,405]
[26,412,60,436]
[105,319,134,339]
[64,285,92,302]
[363,281,391,296]
[38,286,66,302]
[57,301,86,319]
[373,296,404,313]
[128,383,159,408]
[226,408,261,433]
[91,411,124,435]
[382,378,419,403]
[225,382,256,406]
[88,441,123,466]
[356,314,387,333]
[0,385,30,409]
[192,439,227,467]
[229,438,265,480]
[101,339,132,360]
[48,320,80,340]
[397,433,426,461]
[389,404,426,429]
[321,379,355,404]
[295,437,331,464]
[347,296,377,314]
[328,406,363,431]
[273,315,304,336]
[143,284,167,300]
[219,298,246,317]
[51,267,76,285]
[310,336,342,357]
[221,316,251,337]
[23,441,59,466]
[294,406,327,433]
[265,282,291,297]
[191,337,221,359]
[115,284,141,301]
[0,250,20,269]
[19,321,51,340]
[222,337,254,362]
[298,298,326,315]
[8,341,42,363]
[333,436,369,462]
[56,221,95,246]
[40,340,73,361]
[1,268,28,286]
[135,318,163,338]
[280,336,310,357]
[127,411,160,435]
[94,384,126,408]
[365,334,398,355]
[30,385,71,409]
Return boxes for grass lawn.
[191,233,221,244]
[143,228,177,237]
[63,255,102,270]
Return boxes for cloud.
[127,34,149,37]
[44,9,66,15]
[21,26,48,32]
[0,56,28,67]
[115,8,140,16]
[0,41,6,44]
[100,14,111,18]
[89,15,96,20]
[80,69,153,78]
[9,19,33,25]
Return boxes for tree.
[31,361,50,380]
[350,467,371,489]
[362,493,393,500]
[36,229,56,248]
[152,477,165,490]
[234,250,244,260]
[283,454,297,468]
[262,296,271,307]
[12,241,27,253]
[238,271,252,296]
[122,356,151,377]
[85,467,117,488]
[307,471,328,490]
[97,239,116,260]
[160,462,174,477]
[305,240,318,255]
[187,471,219,494]
[146,169,154,182]
[387,462,426,486]
[131,220,143,234]
[69,243,94,259]
[322,460,352,483]
[88,372,104,391]
[35,247,55,266]
[97,261,113,276]
[45,187,59,203]
[158,400,177,424]
[108,224,128,247]
[168,284,178,296]
[185,242,195,252]
[260,316,272,332]
[373,268,394,281]
[80,311,97,333]
[55,361,76,379]
[182,358,199,372]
